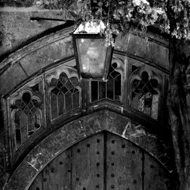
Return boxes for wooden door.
[106,133,142,190]
[29,132,171,190]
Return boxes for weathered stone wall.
[0,0,77,56]
[0,8,65,54]
[0,2,75,189]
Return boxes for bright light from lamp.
[72,20,114,81]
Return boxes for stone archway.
[3,110,173,190]
[29,131,171,190]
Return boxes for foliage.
[0,0,35,7]
[34,0,74,9]
[1,0,190,41]
[0,0,75,9]
[75,0,190,41]
[2,0,190,42]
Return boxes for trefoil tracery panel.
[47,70,81,121]
[9,81,43,151]
[129,66,162,120]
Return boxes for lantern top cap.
[74,19,106,34]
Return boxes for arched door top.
[29,131,172,190]
[3,110,174,190]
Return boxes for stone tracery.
[129,67,162,120]
[11,90,42,150]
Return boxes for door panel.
[43,149,72,190]
[29,172,43,190]
[144,153,171,190]
[106,133,142,190]
[71,133,104,190]
[29,132,171,190]
[30,149,72,190]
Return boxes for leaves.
[35,0,74,9]
[75,0,190,41]
[29,0,190,41]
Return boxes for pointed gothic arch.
[0,24,174,190]
[4,110,173,190]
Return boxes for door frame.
[3,110,173,190]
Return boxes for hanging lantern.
[72,20,114,81]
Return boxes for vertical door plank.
[42,149,72,190]
[71,133,104,190]
[29,172,43,190]
[144,154,171,190]
[106,133,143,190]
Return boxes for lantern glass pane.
[76,38,107,78]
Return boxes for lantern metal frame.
[72,33,114,81]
